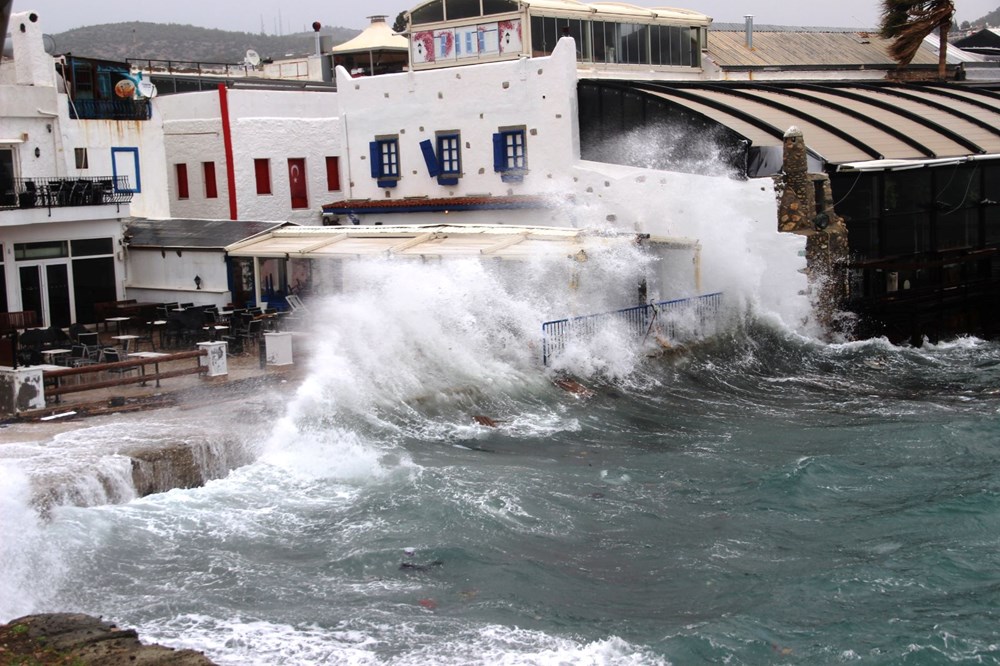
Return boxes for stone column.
[774,126,851,339]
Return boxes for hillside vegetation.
[50,22,360,64]
[975,6,1000,27]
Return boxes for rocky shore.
[0,613,217,665]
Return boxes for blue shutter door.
[492,133,505,172]
[420,139,442,177]
[369,141,380,179]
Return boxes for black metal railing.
[0,176,134,211]
[69,98,152,121]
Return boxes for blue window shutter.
[492,133,505,172]
[369,141,380,178]
[420,139,441,177]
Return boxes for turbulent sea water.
[3,258,1000,665]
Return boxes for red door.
[288,158,308,209]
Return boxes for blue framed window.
[111,146,141,193]
[369,136,400,188]
[492,127,527,183]
[436,132,461,186]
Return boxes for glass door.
[19,263,72,328]
[46,264,71,327]
[19,265,42,324]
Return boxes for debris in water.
[771,643,794,656]
[472,415,498,427]
[418,598,438,610]
[400,560,444,572]
[554,377,595,398]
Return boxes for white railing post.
[197,341,228,378]
[0,366,46,416]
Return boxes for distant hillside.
[969,5,1000,28]
[49,22,361,64]
[976,6,1000,27]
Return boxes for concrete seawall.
[1,358,299,514]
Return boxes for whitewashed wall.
[124,246,230,307]
[156,91,228,220]
[336,37,581,202]
[156,88,342,225]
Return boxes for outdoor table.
[40,348,72,365]
[203,325,229,342]
[129,351,169,387]
[150,320,168,348]
[105,316,130,335]
[111,334,140,353]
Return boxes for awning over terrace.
[224,224,698,261]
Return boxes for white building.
[0,10,169,330]
[325,36,805,315]
[155,86,343,226]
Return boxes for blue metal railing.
[69,98,152,121]
[541,292,722,365]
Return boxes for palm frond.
[879,0,954,68]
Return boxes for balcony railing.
[0,176,134,211]
[68,98,152,121]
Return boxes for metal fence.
[0,176,133,211]
[541,292,722,365]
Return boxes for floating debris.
[554,377,595,398]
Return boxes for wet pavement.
[2,340,303,432]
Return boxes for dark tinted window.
[71,238,114,257]
[447,0,480,20]
[411,1,445,23]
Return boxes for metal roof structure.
[706,29,944,69]
[125,218,291,249]
[598,80,1000,171]
[521,0,710,24]
[225,224,698,260]
[407,0,711,25]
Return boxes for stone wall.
[774,126,851,338]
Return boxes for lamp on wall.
[194,275,202,290]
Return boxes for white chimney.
[745,15,754,49]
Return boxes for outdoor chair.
[101,347,138,378]
[69,343,98,367]
[286,294,308,314]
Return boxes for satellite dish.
[137,79,157,98]
[245,49,261,67]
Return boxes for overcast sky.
[10,0,999,35]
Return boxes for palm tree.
[880,0,955,79]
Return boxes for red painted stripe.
[218,83,238,220]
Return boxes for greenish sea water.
[2,256,999,664]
